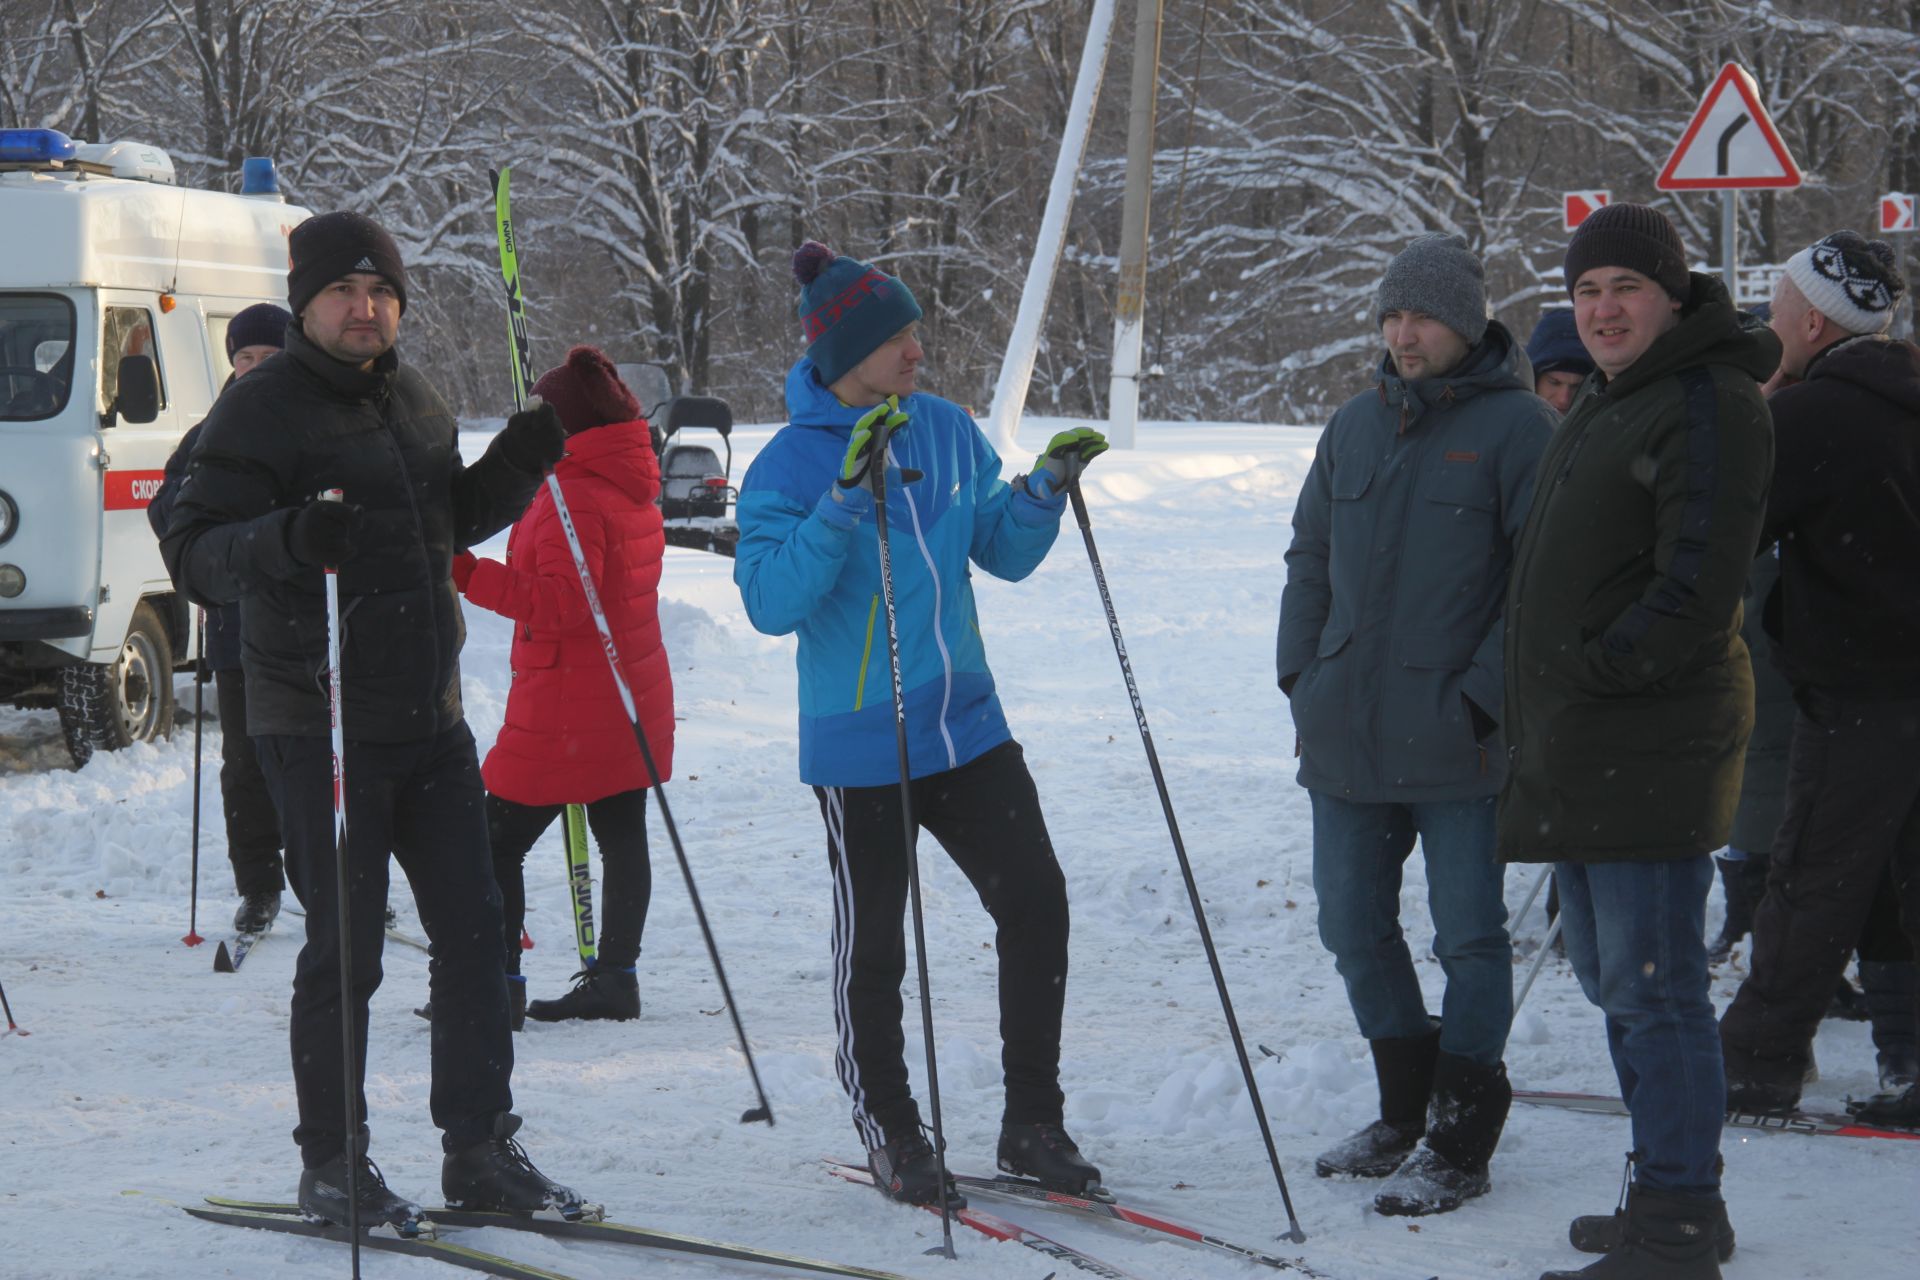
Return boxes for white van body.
[0,135,311,764]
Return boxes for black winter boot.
[1720,1033,1807,1113]
[867,1127,964,1208]
[298,1149,425,1235]
[1569,1154,1735,1262]
[1542,1186,1725,1279]
[233,889,282,935]
[1849,1081,1920,1127]
[997,1121,1103,1193]
[526,967,640,1023]
[1860,960,1919,1092]
[1705,856,1766,966]
[1315,1022,1441,1178]
[442,1113,587,1217]
[1373,1052,1510,1216]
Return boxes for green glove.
[1028,426,1109,500]
[838,396,910,491]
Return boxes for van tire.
[57,601,175,768]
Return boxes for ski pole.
[0,976,26,1036]
[1512,908,1564,1025]
[320,488,363,1273]
[1509,864,1551,933]
[1067,484,1307,1244]
[868,420,957,1260]
[183,609,207,947]
[491,166,773,1127]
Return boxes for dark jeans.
[255,722,513,1166]
[1555,856,1722,1195]
[1721,691,1920,1075]
[813,740,1069,1147]
[1309,791,1512,1064]
[487,788,652,973]
[214,669,283,896]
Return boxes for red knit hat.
[531,346,641,436]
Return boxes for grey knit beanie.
[1375,233,1488,346]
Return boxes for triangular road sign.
[1656,62,1801,191]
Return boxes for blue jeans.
[1310,792,1512,1064]
[1555,857,1723,1195]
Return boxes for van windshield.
[0,294,77,422]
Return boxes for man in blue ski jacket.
[735,241,1107,1207]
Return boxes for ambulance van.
[0,128,311,765]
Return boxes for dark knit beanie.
[531,345,641,436]
[1375,233,1488,345]
[1784,231,1907,335]
[1525,307,1592,379]
[1564,203,1690,303]
[226,302,291,358]
[792,241,923,387]
[287,211,409,318]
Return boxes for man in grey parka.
[1278,233,1554,1216]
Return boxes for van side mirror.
[661,394,732,438]
[112,354,160,425]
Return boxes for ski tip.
[212,942,235,974]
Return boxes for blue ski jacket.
[734,359,1065,787]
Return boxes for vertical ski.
[490,166,599,976]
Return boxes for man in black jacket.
[1719,232,1920,1127]
[163,211,580,1228]
[148,302,291,935]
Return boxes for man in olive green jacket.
[1503,204,1775,1280]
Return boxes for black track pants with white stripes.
[814,739,1070,1148]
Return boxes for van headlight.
[0,490,15,546]
[0,565,23,597]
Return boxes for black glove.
[287,499,361,568]
[494,399,568,475]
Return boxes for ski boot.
[526,966,639,1023]
[298,1149,426,1236]
[443,1113,589,1218]
[997,1121,1103,1194]
[868,1127,965,1208]
[233,889,282,935]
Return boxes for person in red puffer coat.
[455,346,674,1024]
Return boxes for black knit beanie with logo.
[287,211,410,318]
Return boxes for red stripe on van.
[104,470,168,510]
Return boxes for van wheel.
[57,601,175,767]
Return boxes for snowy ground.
[2,419,1913,1280]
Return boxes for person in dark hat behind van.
[148,301,292,934]
[162,210,582,1232]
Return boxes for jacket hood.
[1801,333,1920,417]
[1378,318,1534,414]
[784,356,923,434]
[1602,273,1781,399]
[556,418,660,498]
[1525,307,1591,378]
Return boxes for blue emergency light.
[240,156,280,195]
[0,128,77,164]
